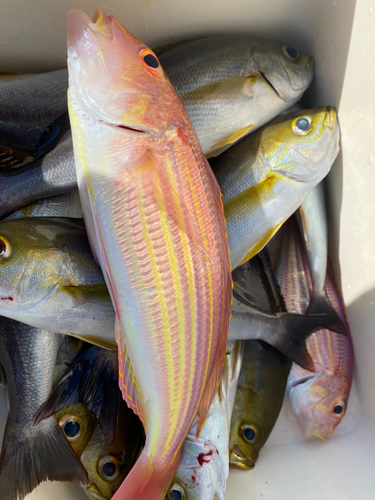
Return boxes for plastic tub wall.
[1,0,374,498]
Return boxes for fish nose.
[229,445,257,470]
[323,106,337,129]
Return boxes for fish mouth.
[84,484,109,500]
[323,106,337,130]
[259,71,280,98]
[98,120,149,136]
[229,445,255,470]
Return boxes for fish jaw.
[67,9,184,135]
[229,444,257,470]
[84,484,108,500]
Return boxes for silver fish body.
[0,318,88,500]
[0,131,77,219]
[297,183,345,333]
[0,218,115,347]
[0,69,69,168]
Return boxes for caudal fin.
[112,448,180,500]
[306,291,347,335]
[35,344,119,443]
[269,312,339,371]
[0,417,88,500]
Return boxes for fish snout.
[229,445,256,470]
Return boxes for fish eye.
[330,400,346,418]
[282,45,300,62]
[167,484,186,500]
[139,49,162,75]
[0,236,11,260]
[98,456,120,481]
[241,424,259,444]
[143,53,159,69]
[59,415,83,441]
[291,116,313,135]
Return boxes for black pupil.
[286,46,299,59]
[244,427,256,442]
[170,489,182,500]
[333,405,343,415]
[296,118,310,131]
[102,461,117,478]
[63,420,80,438]
[0,240,6,254]
[144,54,159,69]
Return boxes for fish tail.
[306,291,347,335]
[112,448,181,500]
[0,417,88,500]
[273,312,341,371]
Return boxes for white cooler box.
[0,0,374,498]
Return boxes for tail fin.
[268,313,339,371]
[0,417,88,500]
[35,345,119,443]
[112,449,181,500]
[306,291,347,335]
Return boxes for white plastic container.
[1,0,374,498]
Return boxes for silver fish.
[297,182,345,333]
[0,69,69,169]
[0,131,77,219]
[0,318,88,500]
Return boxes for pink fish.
[67,8,232,500]
[272,216,354,440]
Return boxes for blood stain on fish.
[0,297,13,301]
[197,450,213,466]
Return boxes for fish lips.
[85,484,109,500]
[229,444,258,470]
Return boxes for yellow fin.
[67,333,117,350]
[240,219,286,265]
[206,124,254,159]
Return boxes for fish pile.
[0,7,354,500]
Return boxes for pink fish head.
[288,373,348,440]
[67,8,184,134]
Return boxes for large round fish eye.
[98,456,120,481]
[330,399,346,418]
[291,116,313,136]
[0,236,11,260]
[167,484,186,500]
[59,415,83,441]
[241,424,260,444]
[282,45,300,62]
[144,53,159,69]
[139,49,162,76]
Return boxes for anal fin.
[115,318,145,425]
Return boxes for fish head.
[67,9,185,136]
[260,107,340,185]
[252,42,313,101]
[57,403,98,457]
[81,409,145,500]
[166,439,226,500]
[0,219,66,311]
[288,372,348,440]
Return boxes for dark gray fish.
[0,131,77,219]
[37,344,119,443]
[228,251,337,370]
[0,70,69,169]
[0,318,88,500]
